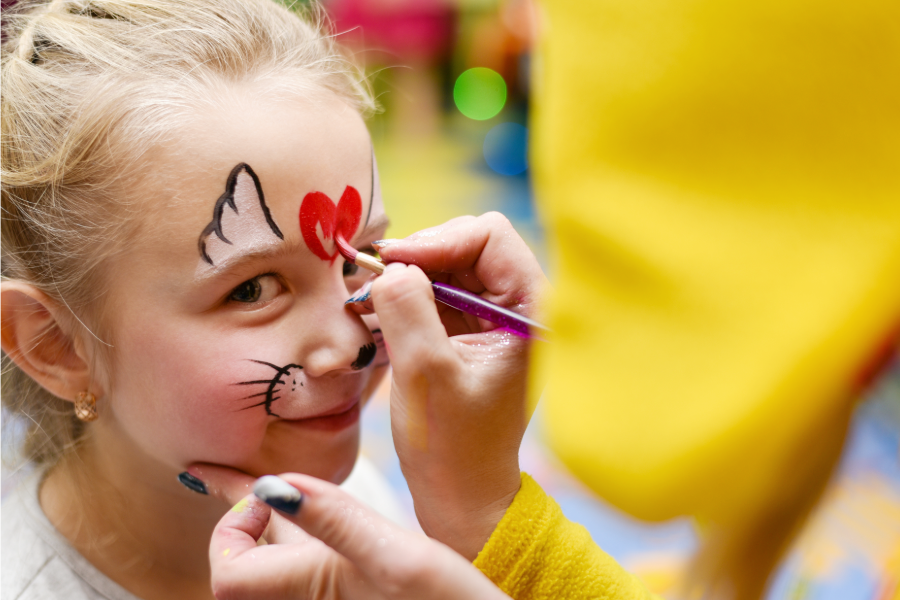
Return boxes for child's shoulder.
[1,473,140,600]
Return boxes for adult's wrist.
[415,477,522,561]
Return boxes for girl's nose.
[298,283,375,378]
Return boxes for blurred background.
[316,0,900,598]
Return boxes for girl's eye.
[343,249,377,293]
[228,274,280,304]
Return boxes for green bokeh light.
[453,68,507,121]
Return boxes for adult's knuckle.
[313,503,357,550]
[211,573,244,600]
[427,347,460,375]
[379,547,443,596]
[481,211,512,231]
[374,269,429,305]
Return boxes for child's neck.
[40,428,224,600]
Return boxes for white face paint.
[196,163,284,274]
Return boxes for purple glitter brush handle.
[430,281,548,337]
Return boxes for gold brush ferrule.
[355,252,385,275]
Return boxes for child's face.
[96,92,388,483]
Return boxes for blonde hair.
[1,0,374,467]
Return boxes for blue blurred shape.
[484,123,528,176]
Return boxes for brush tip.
[335,234,358,263]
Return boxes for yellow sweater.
[474,1,899,596]
[474,474,656,600]
[529,0,900,525]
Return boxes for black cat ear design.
[198,163,284,266]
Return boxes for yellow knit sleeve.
[474,473,657,600]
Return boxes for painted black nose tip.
[351,342,377,370]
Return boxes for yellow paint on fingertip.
[231,498,250,513]
[222,548,230,557]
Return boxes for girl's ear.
[0,281,96,402]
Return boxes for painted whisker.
[233,359,303,417]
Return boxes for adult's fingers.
[188,463,316,547]
[209,492,373,600]
[256,473,510,600]
[370,263,457,376]
[375,212,543,300]
[209,493,270,579]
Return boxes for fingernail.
[382,262,406,274]
[178,472,208,495]
[345,280,373,304]
[254,475,303,515]
[231,497,250,513]
[371,239,401,249]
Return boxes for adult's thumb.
[253,474,508,600]
[370,263,456,376]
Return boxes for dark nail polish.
[345,290,371,305]
[178,472,208,495]
[254,475,303,515]
[345,281,373,305]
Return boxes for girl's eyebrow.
[194,242,294,285]
[195,216,389,285]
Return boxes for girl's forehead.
[161,95,372,206]
[133,94,380,264]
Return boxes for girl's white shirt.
[1,455,408,600]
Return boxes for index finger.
[209,493,271,572]
[376,212,545,301]
[255,474,510,600]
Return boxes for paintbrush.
[336,235,548,338]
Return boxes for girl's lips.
[282,398,360,432]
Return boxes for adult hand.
[193,465,510,600]
[360,212,549,560]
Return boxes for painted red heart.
[299,186,362,263]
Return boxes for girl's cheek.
[113,333,274,466]
[170,359,279,460]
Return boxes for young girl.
[1,1,407,598]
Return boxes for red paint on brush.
[335,233,358,263]
[299,186,362,263]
